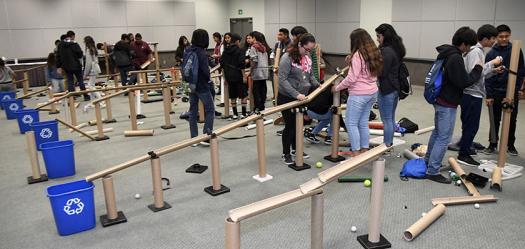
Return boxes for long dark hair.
[289,33,316,64]
[375,23,406,59]
[84,36,97,56]
[222,32,232,50]
[349,29,383,77]
[248,31,271,52]
[178,36,188,48]
[191,29,209,49]
[47,53,57,68]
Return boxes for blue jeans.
[459,94,482,156]
[378,91,399,146]
[425,104,457,175]
[345,93,377,151]
[188,90,215,138]
[65,70,87,92]
[307,110,332,136]
[118,65,134,86]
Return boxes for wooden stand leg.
[325,89,345,162]
[47,88,59,114]
[198,100,205,123]
[225,218,241,249]
[204,135,230,196]
[139,73,149,102]
[103,90,116,123]
[161,86,176,129]
[289,108,311,171]
[23,72,30,95]
[147,152,171,212]
[100,175,127,227]
[128,91,138,130]
[311,192,324,249]
[95,103,109,141]
[68,95,77,126]
[253,118,273,182]
[223,79,230,118]
[26,131,48,184]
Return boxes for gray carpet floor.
[0,84,524,249]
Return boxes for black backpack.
[398,117,418,133]
[112,50,131,66]
[398,62,412,100]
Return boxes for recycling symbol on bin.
[22,115,33,124]
[2,95,10,100]
[9,103,19,111]
[63,198,84,215]
[40,128,53,139]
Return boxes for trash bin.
[46,180,96,236]
[16,109,40,134]
[3,98,22,120]
[0,91,16,110]
[40,140,75,179]
[31,120,59,150]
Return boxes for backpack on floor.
[423,58,445,104]
[398,117,419,133]
[400,158,427,179]
[398,62,412,100]
[181,49,199,93]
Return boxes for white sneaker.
[83,104,94,112]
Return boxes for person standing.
[0,58,16,92]
[83,36,104,111]
[129,33,153,84]
[220,33,248,119]
[278,33,319,165]
[56,30,90,100]
[247,31,270,112]
[45,53,65,93]
[175,36,190,66]
[113,34,134,86]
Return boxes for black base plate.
[147,202,172,212]
[95,135,110,141]
[48,110,60,114]
[141,99,163,103]
[100,211,127,227]
[357,234,391,249]
[288,163,311,171]
[186,164,208,174]
[324,154,346,162]
[27,174,48,184]
[170,111,175,114]
[161,124,176,130]
[103,118,117,124]
[204,185,230,196]
[136,114,147,119]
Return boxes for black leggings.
[278,94,297,155]
[252,79,267,111]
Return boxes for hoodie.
[485,42,525,98]
[220,43,245,84]
[434,44,482,107]
[56,39,83,71]
[248,42,269,80]
[185,45,211,93]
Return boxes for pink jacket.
[335,52,378,95]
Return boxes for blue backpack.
[423,58,445,104]
[181,49,199,93]
[400,158,427,179]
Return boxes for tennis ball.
[134,193,141,199]
[351,226,357,232]
[364,179,371,187]
[316,162,323,168]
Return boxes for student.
[375,23,406,147]
[56,30,90,100]
[175,36,189,66]
[129,33,153,84]
[274,28,292,57]
[211,32,224,107]
[424,27,483,184]
[278,33,319,165]
[305,86,333,145]
[45,53,65,93]
[336,29,382,156]
[0,57,16,92]
[290,26,308,43]
[113,34,134,86]
[128,33,135,43]
[221,33,247,119]
[247,31,270,112]
[185,29,215,145]
[83,36,104,111]
[97,42,116,75]
[456,24,502,166]
[484,24,525,156]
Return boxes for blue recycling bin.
[3,98,22,120]
[46,180,96,236]
[0,91,16,110]
[31,120,59,150]
[16,109,40,134]
[40,140,75,179]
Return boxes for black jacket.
[56,40,83,71]
[220,44,245,83]
[435,44,482,106]
[485,42,525,98]
[308,86,333,114]
[114,40,133,67]
[185,46,211,93]
[378,46,400,95]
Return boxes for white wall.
[360,0,392,42]
[195,0,229,45]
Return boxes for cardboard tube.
[104,90,114,121]
[330,86,341,159]
[225,218,241,249]
[210,137,222,191]
[415,126,435,135]
[95,103,106,138]
[403,149,420,160]
[162,86,173,127]
[491,167,502,190]
[273,47,281,104]
[135,89,142,115]
[248,76,255,111]
[198,100,205,123]
[139,73,149,101]
[128,91,138,130]
[150,156,164,208]
[68,95,77,126]
[56,118,96,141]
[403,204,446,241]
[124,130,154,137]
[245,119,273,130]
[69,122,88,132]
[26,131,41,179]
[370,129,402,137]
[295,109,305,166]
[47,88,58,113]
[368,158,386,243]
[311,192,324,249]
[22,72,29,95]
[431,195,497,206]
[448,157,466,178]
[368,121,384,130]
[82,128,113,136]
[102,175,119,220]
[255,118,267,178]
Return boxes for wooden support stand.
[103,89,116,123]
[67,95,77,126]
[56,118,96,141]
[289,107,311,171]
[204,135,230,196]
[147,152,171,212]
[25,131,48,184]
[252,118,273,182]
[404,204,445,241]
[100,175,127,227]
[325,84,345,162]
[161,86,176,129]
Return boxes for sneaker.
[305,132,320,144]
[217,103,225,107]
[457,155,480,166]
[426,174,452,184]
[83,95,91,101]
[282,154,294,165]
[191,143,198,147]
[228,115,238,121]
[200,140,210,146]
[468,149,477,156]
[483,146,496,155]
[507,146,519,156]
[276,130,283,136]
[324,136,332,145]
[215,111,222,117]
[291,150,310,159]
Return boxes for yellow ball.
[364,179,372,187]
[316,162,323,168]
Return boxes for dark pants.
[458,94,482,156]
[65,70,86,92]
[252,79,267,111]
[489,95,519,148]
[118,65,134,86]
[189,89,215,138]
[278,94,297,155]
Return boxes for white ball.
[474,203,480,209]
[421,212,427,217]
[351,226,357,232]
[134,193,141,199]
[456,180,462,185]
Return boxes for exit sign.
[238,9,243,15]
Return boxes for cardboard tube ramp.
[124,130,154,137]
[404,204,446,241]
[403,149,420,160]
[245,119,273,130]
[415,126,435,135]
[448,157,466,178]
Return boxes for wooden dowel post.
[311,192,324,249]
[22,71,30,95]
[139,73,149,102]
[225,218,241,249]
[26,131,48,184]
[253,118,273,182]
[204,135,230,196]
[248,76,255,112]
[47,87,59,114]
[67,95,77,126]
[100,175,127,227]
[289,107,311,171]
[94,103,109,141]
[103,90,116,123]
[147,152,171,212]
[198,100,205,123]
[128,91,138,130]
[103,42,111,82]
[161,86,175,129]
[223,77,230,117]
[325,85,345,162]
[154,44,161,84]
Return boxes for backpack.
[397,117,419,133]
[423,58,445,104]
[398,62,412,100]
[112,50,131,66]
[400,158,427,179]
[181,49,199,93]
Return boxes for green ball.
[316,162,323,168]
[364,179,372,187]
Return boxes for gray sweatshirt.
[248,46,269,80]
[278,53,319,99]
[463,42,495,98]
